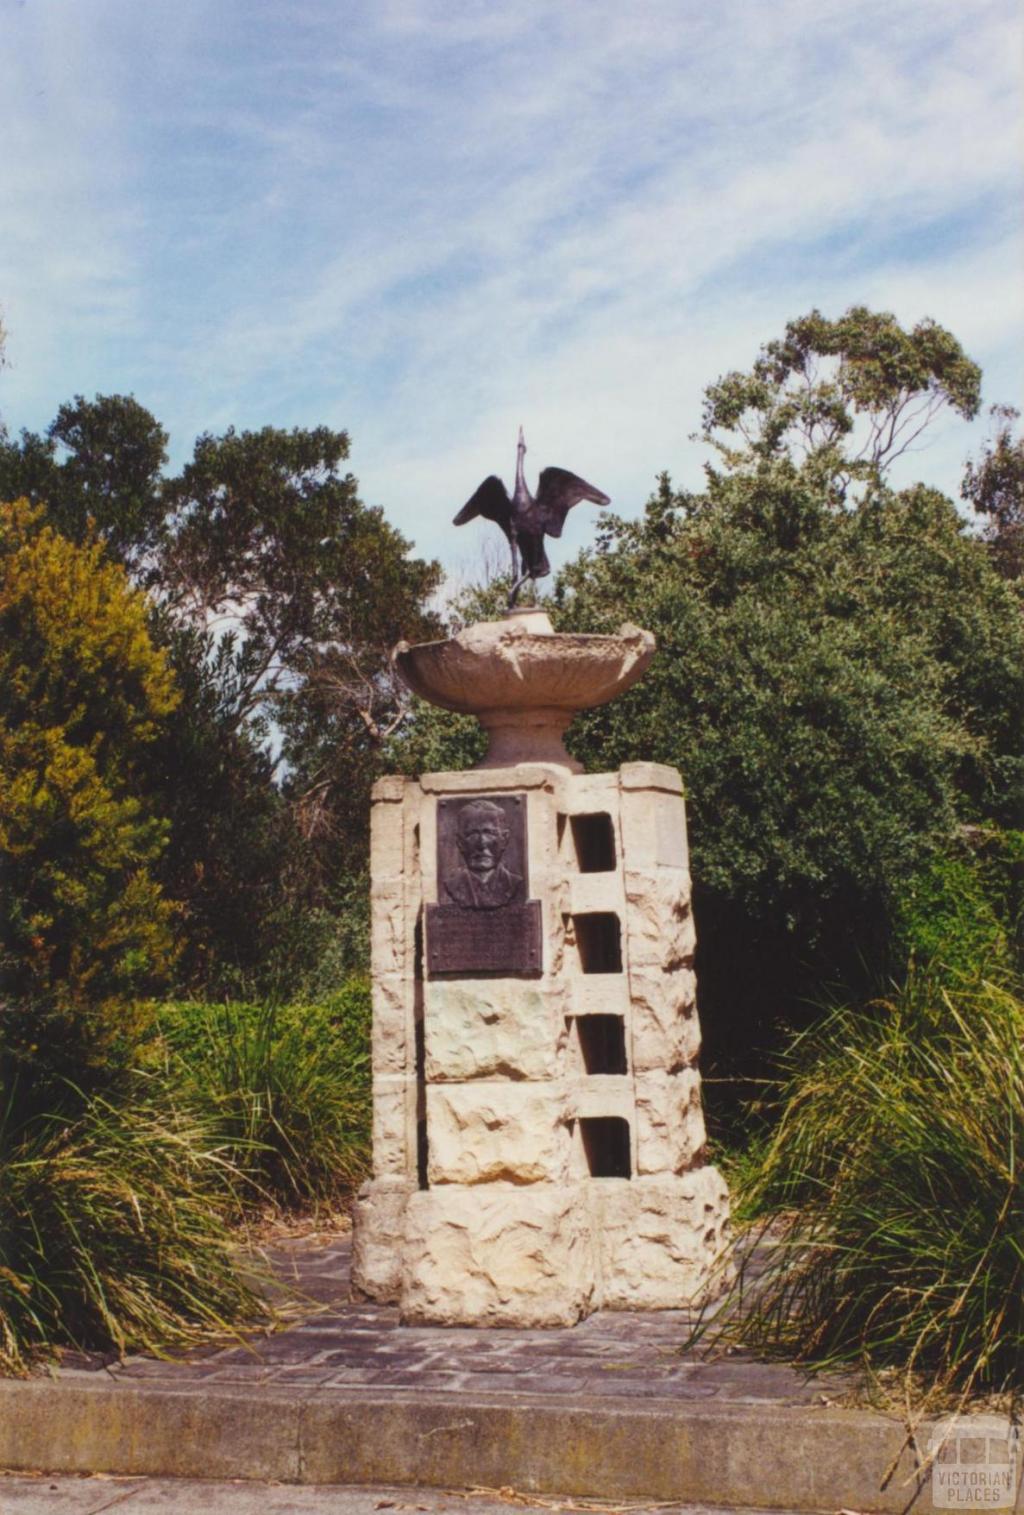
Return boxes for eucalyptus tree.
[550,310,1021,1096]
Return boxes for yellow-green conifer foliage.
[0,501,179,1055]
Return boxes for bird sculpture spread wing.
[453,432,609,609]
[535,467,610,538]
[453,475,512,538]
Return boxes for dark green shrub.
[556,474,1024,1094]
[895,828,1024,984]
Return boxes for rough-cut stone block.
[350,1176,414,1302]
[370,880,407,977]
[629,967,700,1073]
[634,1069,706,1174]
[570,1080,633,1122]
[570,976,630,1019]
[370,787,408,879]
[525,872,565,922]
[620,787,690,871]
[524,790,562,875]
[619,761,683,794]
[420,769,554,795]
[593,1167,733,1309]
[624,870,695,970]
[372,976,410,1075]
[568,872,625,917]
[371,774,410,804]
[426,1083,570,1185]
[372,1076,411,1177]
[544,896,570,978]
[424,981,566,1082]
[562,772,618,812]
[655,806,689,870]
[401,1182,596,1326]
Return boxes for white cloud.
[0,0,1019,574]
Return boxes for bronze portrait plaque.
[426,793,542,976]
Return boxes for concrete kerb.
[4,1376,1002,1514]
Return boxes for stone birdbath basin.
[393,607,656,770]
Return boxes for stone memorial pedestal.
[352,611,732,1327]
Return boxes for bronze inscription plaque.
[426,793,542,975]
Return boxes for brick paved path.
[70,1231,846,1410]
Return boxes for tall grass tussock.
[1,980,372,1372]
[726,974,1024,1401]
[155,982,371,1210]
[0,1090,270,1374]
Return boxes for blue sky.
[1,0,1021,581]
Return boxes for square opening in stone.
[570,812,617,872]
[573,912,622,974]
[580,1116,631,1178]
[577,1014,627,1074]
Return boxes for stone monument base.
[355,747,734,1331]
[352,1167,732,1327]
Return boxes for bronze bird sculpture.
[454,428,610,609]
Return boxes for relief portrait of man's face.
[456,802,509,877]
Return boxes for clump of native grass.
[718,975,1023,1406]
[155,981,371,1213]
[0,1088,271,1375]
[0,982,371,1374]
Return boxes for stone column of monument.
[351,608,732,1327]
